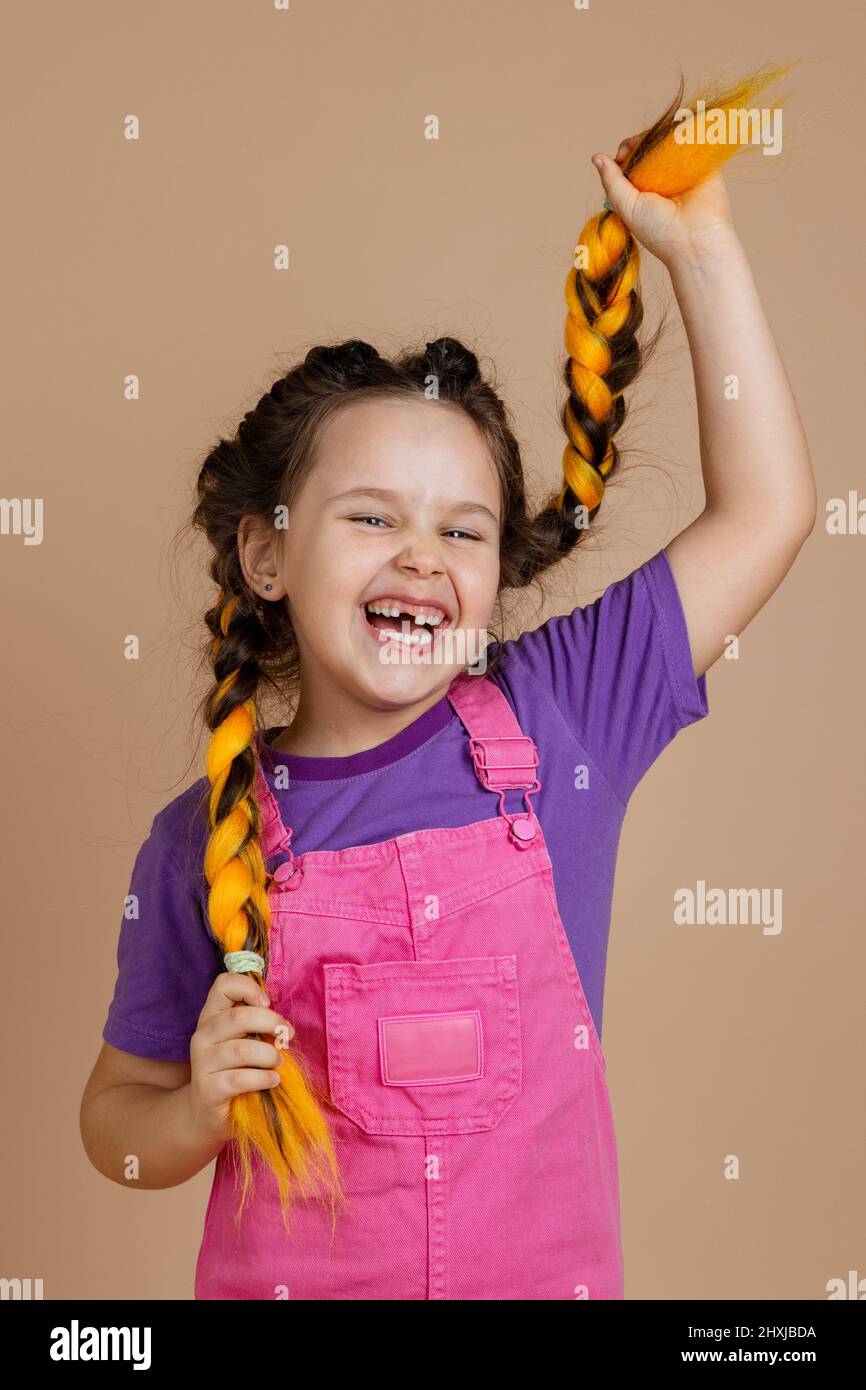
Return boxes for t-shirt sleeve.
[102,809,221,1062]
[503,546,709,805]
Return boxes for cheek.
[458,554,500,620]
[325,545,373,611]
[286,527,362,607]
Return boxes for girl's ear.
[238,514,286,600]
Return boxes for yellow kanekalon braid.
[557,61,798,522]
[204,590,345,1234]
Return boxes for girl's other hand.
[187,971,295,1145]
[590,133,737,268]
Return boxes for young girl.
[81,65,815,1300]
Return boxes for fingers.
[187,1031,285,1143]
[191,1026,289,1086]
[192,971,295,1074]
[591,153,634,218]
[210,1033,287,1073]
[197,971,295,1043]
[203,1003,294,1046]
[197,970,270,1028]
[615,132,644,166]
[208,1066,285,1101]
[188,974,298,1141]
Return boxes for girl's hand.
[187,971,295,1145]
[591,133,737,268]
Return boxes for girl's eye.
[351,516,480,541]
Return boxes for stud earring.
[264,583,273,592]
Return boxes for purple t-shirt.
[103,547,708,1063]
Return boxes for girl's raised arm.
[589,132,816,682]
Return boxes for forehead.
[312,396,499,495]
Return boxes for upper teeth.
[365,600,446,626]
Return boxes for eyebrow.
[328,485,500,525]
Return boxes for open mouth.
[360,598,454,647]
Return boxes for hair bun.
[305,340,382,376]
[424,337,480,386]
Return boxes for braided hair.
[539,60,798,551]
[187,62,796,1226]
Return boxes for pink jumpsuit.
[195,671,624,1299]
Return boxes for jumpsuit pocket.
[323,955,522,1135]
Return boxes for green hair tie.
[224,950,266,975]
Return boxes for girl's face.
[249,396,503,715]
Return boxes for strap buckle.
[468,735,540,792]
[468,735,541,849]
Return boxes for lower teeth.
[383,626,431,644]
[365,614,435,643]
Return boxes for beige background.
[2,0,863,1299]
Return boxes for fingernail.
[259,993,269,1006]
[592,155,603,168]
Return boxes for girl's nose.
[395,534,445,575]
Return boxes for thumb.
[591,153,638,220]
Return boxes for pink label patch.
[378,1010,483,1086]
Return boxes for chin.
[354,653,458,708]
